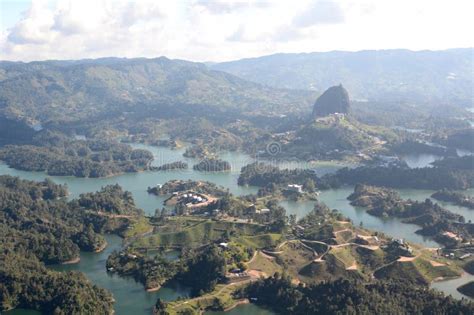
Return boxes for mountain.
[313,84,350,118]
[0,57,316,125]
[211,48,473,105]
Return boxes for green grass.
[248,251,282,277]
[374,257,462,285]
[124,217,152,238]
[132,219,266,249]
[413,258,461,282]
[329,247,356,268]
[165,283,246,314]
[234,234,282,249]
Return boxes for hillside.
[212,48,473,104]
[0,57,316,125]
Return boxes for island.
[156,161,188,171]
[193,158,231,172]
[432,189,474,210]
[0,131,154,178]
[348,184,472,247]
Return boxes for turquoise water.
[50,234,191,315]
[281,187,439,247]
[431,272,474,300]
[1,144,472,313]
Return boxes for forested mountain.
[0,57,316,125]
[212,48,473,104]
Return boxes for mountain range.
[0,57,316,125]
[212,48,473,105]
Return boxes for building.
[225,272,251,283]
[287,184,303,193]
[259,208,270,214]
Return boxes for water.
[318,187,439,247]
[1,145,472,310]
[0,144,258,216]
[431,273,474,300]
[397,188,474,223]
[50,234,191,315]
[3,310,42,315]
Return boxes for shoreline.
[222,298,250,312]
[95,241,108,253]
[146,285,162,292]
[61,257,80,264]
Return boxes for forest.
[106,245,226,296]
[240,275,474,315]
[0,130,154,178]
[348,184,473,247]
[0,253,114,314]
[431,189,474,209]
[0,176,148,313]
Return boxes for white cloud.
[0,0,472,62]
[293,0,345,27]
[194,0,272,14]
[7,0,54,44]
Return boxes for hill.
[312,84,350,118]
[212,48,473,104]
[0,57,316,125]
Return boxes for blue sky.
[0,0,473,62]
[1,0,35,30]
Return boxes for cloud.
[194,0,271,14]
[0,0,472,62]
[293,0,345,27]
[7,1,54,45]
[119,2,165,27]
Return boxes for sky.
[0,0,473,62]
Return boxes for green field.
[132,218,266,249]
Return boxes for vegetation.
[78,184,144,216]
[193,158,231,172]
[147,179,229,197]
[238,162,317,188]
[0,253,114,314]
[348,184,472,247]
[0,131,154,177]
[156,161,188,171]
[0,177,140,313]
[458,281,474,298]
[106,251,177,291]
[0,57,315,126]
[107,245,225,296]
[432,189,474,209]
[132,218,265,249]
[0,176,106,263]
[240,275,474,315]
[324,159,474,190]
[212,48,473,104]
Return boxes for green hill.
[212,48,473,105]
[0,57,316,124]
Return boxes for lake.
[1,144,472,314]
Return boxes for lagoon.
[1,144,472,314]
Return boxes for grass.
[124,217,152,238]
[374,256,462,285]
[131,218,266,249]
[234,234,282,250]
[329,247,356,268]
[165,283,248,314]
[247,251,282,277]
[276,241,316,281]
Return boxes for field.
[131,218,266,249]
